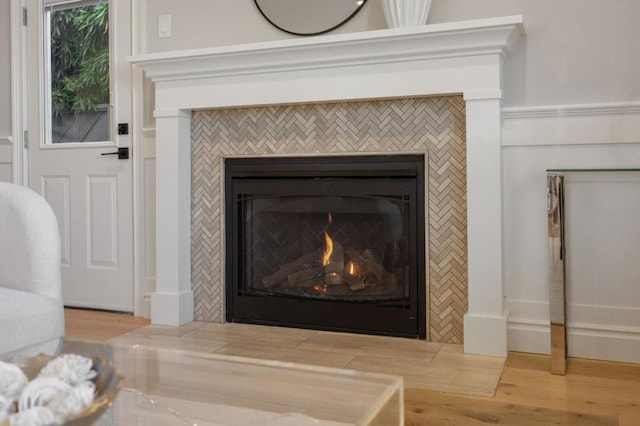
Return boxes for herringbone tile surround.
[191,96,467,343]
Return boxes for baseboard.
[507,318,550,354]
[568,325,640,364]
[508,317,640,364]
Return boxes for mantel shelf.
[129,15,525,83]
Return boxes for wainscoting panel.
[0,137,12,183]
[191,96,467,343]
[502,102,640,362]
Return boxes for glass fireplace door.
[226,156,425,338]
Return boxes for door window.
[45,0,110,144]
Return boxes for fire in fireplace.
[262,210,401,299]
[225,155,425,338]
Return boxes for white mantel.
[130,15,525,357]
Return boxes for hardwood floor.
[64,307,150,340]
[65,309,640,425]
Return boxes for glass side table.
[547,168,640,375]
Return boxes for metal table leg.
[547,173,567,375]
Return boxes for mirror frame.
[254,0,368,36]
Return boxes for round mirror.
[254,0,367,36]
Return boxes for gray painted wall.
[141,0,640,107]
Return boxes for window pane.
[48,1,110,143]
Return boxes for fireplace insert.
[225,155,425,338]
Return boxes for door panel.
[41,175,71,265]
[87,175,119,268]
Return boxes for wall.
[2,0,636,358]
[136,0,640,363]
[134,0,640,361]
[2,2,637,167]
[431,0,640,107]
[140,0,640,107]
[0,0,13,182]
[141,0,387,53]
[503,135,640,363]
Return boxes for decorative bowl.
[2,354,123,426]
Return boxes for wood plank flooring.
[65,309,640,425]
[64,307,150,340]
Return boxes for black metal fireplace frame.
[224,155,426,338]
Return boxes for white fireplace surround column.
[130,16,525,357]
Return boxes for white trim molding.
[130,16,525,357]
[507,300,640,364]
[10,0,26,184]
[503,101,640,119]
[508,317,640,365]
[137,126,157,318]
[131,0,152,318]
[502,101,640,146]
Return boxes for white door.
[25,0,134,312]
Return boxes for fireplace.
[132,16,525,356]
[225,155,425,337]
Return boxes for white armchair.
[0,182,65,354]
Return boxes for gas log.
[260,237,400,295]
[345,248,384,283]
[262,242,345,288]
[342,272,366,291]
[286,252,343,287]
[261,251,318,288]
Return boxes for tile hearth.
[112,322,505,397]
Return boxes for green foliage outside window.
[50,2,109,117]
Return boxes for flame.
[348,261,355,275]
[321,213,333,266]
[322,231,333,266]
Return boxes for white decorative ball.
[0,361,29,402]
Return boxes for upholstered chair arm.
[0,183,62,301]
